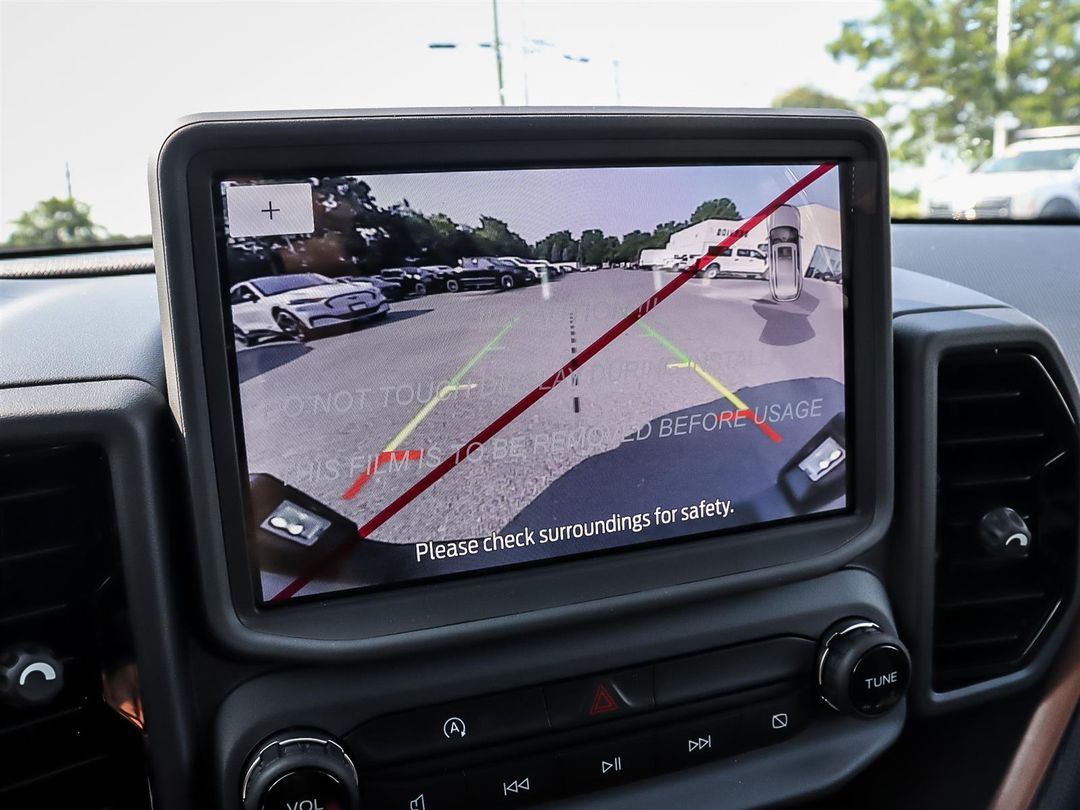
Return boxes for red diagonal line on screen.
[270,162,836,601]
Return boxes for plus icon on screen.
[260,200,280,220]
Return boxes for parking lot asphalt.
[238,269,846,597]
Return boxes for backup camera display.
[218,163,849,603]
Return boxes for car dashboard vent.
[0,445,149,808]
[933,351,1079,692]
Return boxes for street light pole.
[491,0,506,106]
[992,0,1012,156]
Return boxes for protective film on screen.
[217,163,849,604]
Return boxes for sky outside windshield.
[0,0,871,240]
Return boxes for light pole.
[430,23,619,106]
[992,0,1012,156]
[491,0,506,105]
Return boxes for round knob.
[0,645,64,707]
[241,730,360,810]
[979,507,1032,559]
[817,619,910,718]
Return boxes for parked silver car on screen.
[767,205,802,302]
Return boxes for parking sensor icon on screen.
[225,182,315,238]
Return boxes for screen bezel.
[152,109,892,657]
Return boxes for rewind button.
[466,757,559,806]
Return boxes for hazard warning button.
[544,668,655,730]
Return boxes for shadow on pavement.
[236,342,312,383]
[752,289,821,346]
[377,307,433,326]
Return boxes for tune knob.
[817,619,910,718]
[241,730,360,810]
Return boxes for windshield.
[980,149,1080,173]
[251,274,330,295]
[2,0,1079,251]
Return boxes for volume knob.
[241,730,360,810]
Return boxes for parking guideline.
[638,319,782,444]
[639,319,746,408]
[342,318,517,500]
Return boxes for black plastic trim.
[892,306,1080,715]
[213,568,903,809]
[0,380,194,809]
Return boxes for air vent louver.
[934,351,1079,691]
[0,446,149,807]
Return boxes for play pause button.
[601,757,622,774]
[560,736,654,791]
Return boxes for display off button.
[740,690,816,749]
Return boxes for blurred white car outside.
[922,130,1080,220]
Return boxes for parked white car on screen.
[698,247,768,279]
[229,273,388,344]
[767,205,802,303]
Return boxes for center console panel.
[216,570,906,809]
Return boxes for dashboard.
[0,108,1078,810]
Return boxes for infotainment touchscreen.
[216,163,849,603]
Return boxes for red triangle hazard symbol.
[588,683,620,716]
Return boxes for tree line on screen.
[225,177,743,279]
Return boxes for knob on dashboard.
[241,730,360,810]
[979,506,1032,560]
[0,644,64,707]
[817,619,910,718]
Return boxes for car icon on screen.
[767,204,803,302]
